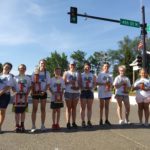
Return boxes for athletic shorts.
[0,93,10,109]
[115,94,129,102]
[14,106,27,114]
[32,92,47,100]
[99,97,111,101]
[50,102,64,109]
[136,94,150,103]
[64,92,80,100]
[80,90,94,99]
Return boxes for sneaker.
[82,121,86,128]
[105,120,111,126]
[72,122,78,129]
[67,122,71,129]
[20,126,26,133]
[52,124,56,130]
[144,122,149,127]
[87,121,93,128]
[99,119,103,126]
[15,125,21,133]
[55,124,60,129]
[31,126,36,133]
[119,120,124,125]
[124,119,131,124]
[40,125,46,131]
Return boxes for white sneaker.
[31,126,36,133]
[124,119,131,124]
[40,125,46,131]
[119,120,124,125]
[144,122,149,127]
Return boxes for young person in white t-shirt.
[31,59,50,132]
[80,62,96,128]
[113,65,131,125]
[97,62,113,126]
[63,60,80,129]
[0,62,13,133]
[12,64,31,132]
[133,68,150,126]
[49,66,65,130]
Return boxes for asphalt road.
[0,99,150,150]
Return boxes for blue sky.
[0,0,150,75]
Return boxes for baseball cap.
[70,60,76,65]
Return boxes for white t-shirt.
[81,72,95,90]
[113,75,131,96]
[64,70,80,93]
[0,74,14,93]
[97,72,113,98]
[13,75,31,103]
[50,77,65,102]
[31,71,50,92]
[133,78,150,97]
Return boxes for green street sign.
[120,19,140,28]
[147,24,150,32]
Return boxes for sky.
[0,0,150,75]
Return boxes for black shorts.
[50,102,64,109]
[14,106,27,114]
[32,92,47,100]
[0,93,10,109]
[80,90,94,99]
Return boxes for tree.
[45,51,68,77]
[88,51,109,75]
[70,50,86,72]
[0,63,2,73]
[108,36,144,83]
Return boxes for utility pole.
[141,5,147,71]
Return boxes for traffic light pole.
[68,12,120,24]
[141,5,147,71]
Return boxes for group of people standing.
[0,59,150,133]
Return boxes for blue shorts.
[99,97,111,101]
[80,90,94,99]
[64,92,80,100]
[0,93,10,109]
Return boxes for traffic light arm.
[68,12,120,24]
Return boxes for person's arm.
[0,86,10,96]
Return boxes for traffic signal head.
[136,55,142,67]
[70,7,77,24]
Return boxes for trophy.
[55,80,62,102]
[85,76,90,89]
[105,77,111,91]
[71,74,79,90]
[122,78,128,93]
[32,67,42,96]
[17,81,26,105]
[140,82,145,90]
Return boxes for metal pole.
[141,6,147,70]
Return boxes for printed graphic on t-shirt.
[39,75,46,82]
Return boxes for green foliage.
[45,51,68,77]
[88,51,109,74]
[0,63,2,73]
[70,50,86,72]
[108,36,142,83]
